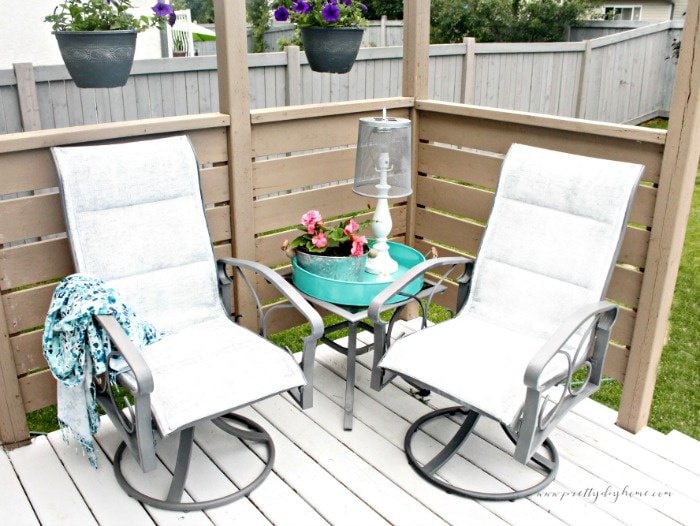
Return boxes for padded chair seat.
[379,314,574,425]
[135,314,305,436]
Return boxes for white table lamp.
[353,111,412,278]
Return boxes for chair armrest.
[218,257,324,410]
[367,256,473,323]
[217,257,324,342]
[94,314,154,395]
[524,301,618,390]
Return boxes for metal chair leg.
[404,406,559,501]
[113,412,275,511]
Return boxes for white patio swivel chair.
[51,136,323,511]
[368,143,643,500]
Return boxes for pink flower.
[301,210,322,234]
[343,219,360,236]
[312,232,328,249]
[351,235,367,257]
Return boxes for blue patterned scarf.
[43,274,161,467]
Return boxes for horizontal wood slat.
[0,114,230,154]
[18,370,56,413]
[253,184,377,234]
[189,127,229,164]
[2,283,55,335]
[200,165,230,204]
[11,331,44,377]
[0,193,64,244]
[0,238,72,291]
[205,206,231,243]
[415,208,483,257]
[419,111,664,184]
[253,148,356,197]
[416,176,494,223]
[250,97,414,124]
[255,206,407,268]
[0,149,57,196]
[418,143,503,189]
[251,109,410,157]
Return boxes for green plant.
[248,0,271,52]
[362,0,403,19]
[273,0,368,28]
[430,0,601,44]
[45,0,175,32]
[285,210,370,257]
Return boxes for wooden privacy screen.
[0,114,230,425]
[249,98,412,333]
[412,100,666,383]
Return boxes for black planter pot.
[53,30,137,89]
[300,27,364,74]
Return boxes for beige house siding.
[600,2,673,22]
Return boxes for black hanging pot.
[53,30,137,88]
[300,27,364,74]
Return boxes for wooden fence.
[0,0,697,444]
[0,20,682,136]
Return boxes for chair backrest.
[463,143,643,340]
[52,136,222,334]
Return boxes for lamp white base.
[365,246,398,279]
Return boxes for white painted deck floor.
[2,325,699,526]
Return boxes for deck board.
[0,447,39,526]
[3,333,698,526]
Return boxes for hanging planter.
[53,30,137,89]
[45,0,176,89]
[300,26,364,74]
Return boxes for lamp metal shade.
[353,116,412,198]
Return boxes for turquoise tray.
[292,241,425,306]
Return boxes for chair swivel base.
[404,406,559,501]
[113,412,275,511]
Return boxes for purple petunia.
[321,3,341,22]
[341,0,352,6]
[358,2,367,14]
[168,12,176,27]
[151,1,173,18]
[274,6,290,22]
[292,1,312,14]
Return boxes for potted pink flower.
[283,210,371,280]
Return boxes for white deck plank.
[236,406,390,526]
[8,436,97,526]
[556,410,700,502]
[268,391,507,526]
[94,420,213,526]
[46,432,156,526]
[317,346,622,526]
[254,394,461,526]
[154,433,271,526]
[192,423,327,526]
[0,447,39,526]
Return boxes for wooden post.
[461,37,476,105]
[402,0,430,248]
[0,293,30,448]
[13,63,41,132]
[286,45,302,106]
[380,15,387,47]
[213,0,258,330]
[575,39,593,119]
[617,3,700,432]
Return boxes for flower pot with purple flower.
[45,0,176,88]
[273,0,367,74]
[284,210,371,281]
